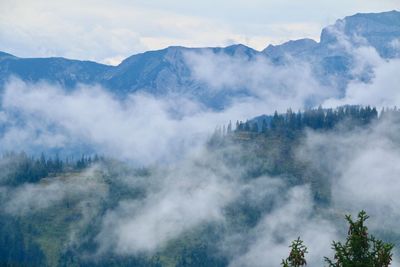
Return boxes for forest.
[0,105,398,267]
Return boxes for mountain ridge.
[0,10,399,108]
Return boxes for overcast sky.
[0,0,399,65]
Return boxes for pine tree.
[281,237,308,267]
[325,210,394,267]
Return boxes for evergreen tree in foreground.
[281,211,394,267]
[281,237,308,267]
[325,210,394,267]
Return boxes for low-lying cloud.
[229,186,337,267]
[300,115,400,235]
[2,166,107,216]
[0,22,400,266]
[97,154,238,254]
[184,49,336,111]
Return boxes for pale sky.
[0,0,399,65]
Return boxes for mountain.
[320,10,400,58]
[0,44,258,109]
[0,54,111,88]
[265,10,400,60]
[263,38,318,62]
[0,11,399,108]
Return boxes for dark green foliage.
[0,152,103,186]
[281,237,308,267]
[234,105,379,135]
[325,210,394,267]
[0,154,230,267]
[0,215,45,266]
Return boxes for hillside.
[0,106,399,266]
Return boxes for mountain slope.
[320,10,400,58]
[0,55,111,88]
[0,11,399,108]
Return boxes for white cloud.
[0,53,333,163]
[1,79,205,164]
[0,14,400,264]
[184,49,336,112]
[323,58,400,108]
[298,114,400,258]
[3,166,107,216]
[229,186,337,267]
[2,0,398,63]
[96,155,238,254]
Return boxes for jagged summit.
[320,10,400,57]
[263,38,318,60]
[0,11,399,108]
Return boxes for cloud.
[1,0,302,63]
[0,16,400,265]
[2,165,107,216]
[228,185,337,267]
[0,79,209,164]
[184,49,337,112]
[0,15,398,165]
[96,153,238,254]
[323,58,400,108]
[2,0,399,63]
[297,114,400,262]
[93,151,337,262]
[0,56,334,164]
[313,18,400,109]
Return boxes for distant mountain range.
[0,10,399,109]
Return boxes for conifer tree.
[281,237,308,267]
[325,210,394,267]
